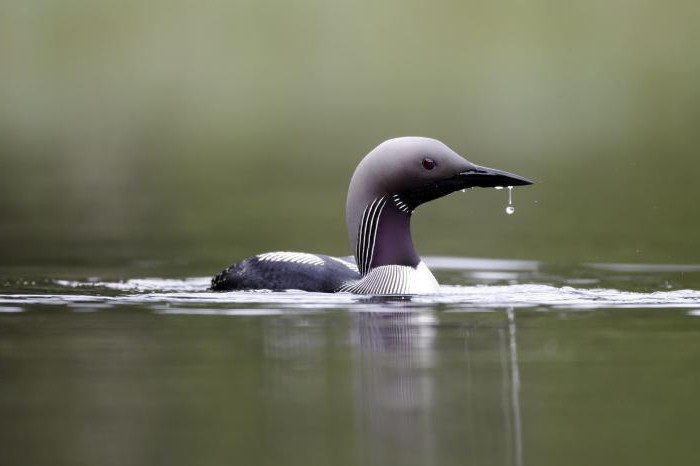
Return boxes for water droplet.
[494,186,504,190]
[505,186,515,215]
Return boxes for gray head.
[346,137,533,269]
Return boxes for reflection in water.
[255,305,525,465]
[4,298,700,465]
[259,315,341,465]
[351,306,524,466]
[352,311,437,466]
[507,308,523,466]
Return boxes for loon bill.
[211,137,533,294]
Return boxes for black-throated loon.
[211,137,533,294]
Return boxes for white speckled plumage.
[257,252,325,266]
[326,256,360,273]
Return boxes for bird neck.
[352,196,420,276]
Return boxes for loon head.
[346,137,533,275]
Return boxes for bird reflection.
[256,303,523,466]
[352,310,438,466]
[351,305,523,466]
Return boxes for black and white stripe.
[336,262,439,295]
[391,194,413,214]
[337,264,412,294]
[344,197,440,295]
[256,252,325,266]
[356,197,387,276]
[327,256,360,273]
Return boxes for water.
[2,257,700,466]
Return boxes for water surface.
[1,257,700,466]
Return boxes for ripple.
[0,306,23,313]
[54,277,209,292]
[0,279,697,312]
[425,256,539,271]
[586,262,700,273]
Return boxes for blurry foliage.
[1,0,699,268]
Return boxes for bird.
[211,137,533,294]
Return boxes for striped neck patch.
[391,194,413,214]
[356,197,387,276]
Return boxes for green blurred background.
[2,0,699,273]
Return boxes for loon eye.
[422,158,436,170]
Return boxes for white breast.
[337,261,439,295]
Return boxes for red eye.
[422,158,436,170]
